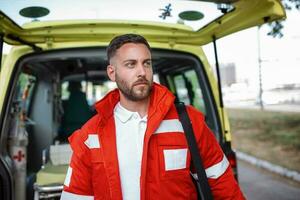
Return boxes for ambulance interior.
[4,47,221,199]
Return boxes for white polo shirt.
[114,102,147,200]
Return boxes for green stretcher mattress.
[35,163,68,186]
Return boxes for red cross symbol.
[13,150,25,162]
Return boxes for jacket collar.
[94,83,175,122]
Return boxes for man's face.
[107,43,153,101]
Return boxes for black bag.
[175,102,213,200]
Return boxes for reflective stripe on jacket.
[61,83,245,200]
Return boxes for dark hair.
[68,81,82,92]
[106,34,151,62]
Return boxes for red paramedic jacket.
[61,83,245,200]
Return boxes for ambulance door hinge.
[168,38,176,48]
[45,37,54,49]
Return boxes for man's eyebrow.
[143,59,152,63]
[122,59,136,63]
[122,58,152,63]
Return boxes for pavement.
[238,159,300,200]
[236,151,300,183]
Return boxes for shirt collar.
[114,102,136,123]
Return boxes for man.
[61,34,245,200]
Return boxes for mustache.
[133,78,150,86]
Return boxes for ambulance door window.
[169,69,206,115]
[13,72,37,117]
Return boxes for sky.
[203,8,300,90]
[1,1,300,90]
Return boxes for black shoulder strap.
[175,102,213,200]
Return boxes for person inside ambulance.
[58,81,92,142]
[60,34,245,200]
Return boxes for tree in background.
[268,0,300,37]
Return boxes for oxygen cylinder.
[9,118,28,200]
[9,79,33,200]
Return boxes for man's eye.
[125,63,134,68]
[144,61,152,67]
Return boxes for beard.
[115,74,153,101]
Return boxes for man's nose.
[137,63,146,77]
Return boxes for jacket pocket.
[156,132,191,180]
[90,148,109,199]
[158,145,191,179]
[157,145,195,200]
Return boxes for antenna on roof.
[217,3,234,14]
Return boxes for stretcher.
[33,144,72,199]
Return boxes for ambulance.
[0,0,285,199]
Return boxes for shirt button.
[140,124,145,130]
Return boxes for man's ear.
[107,64,116,82]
